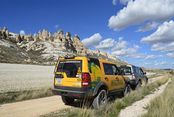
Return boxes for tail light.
[132,73,135,79]
[81,73,91,86]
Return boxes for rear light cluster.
[81,73,91,86]
[132,73,135,79]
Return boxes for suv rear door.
[54,59,83,87]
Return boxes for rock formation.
[0,27,9,39]
[33,34,40,42]
[73,34,87,54]
[53,30,64,42]
[0,27,90,55]
[25,34,34,42]
[16,34,23,43]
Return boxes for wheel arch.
[93,82,108,96]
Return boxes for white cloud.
[112,38,127,51]
[145,55,156,59]
[137,22,159,32]
[141,21,174,43]
[82,33,102,48]
[84,33,163,60]
[154,61,167,66]
[55,24,59,29]
[167,53,174,58]
[141,21,174,55]
[108,0,174,30]
[96,38,115,50]
[144,54,163,59]
[111,47,139,57]
[20,30,25,35]
[112,0,117,6]
[111,39,138,57]
[151,42,174,52]
[120,0,131,5]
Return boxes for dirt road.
[0,96,70,117]
[0,76,165,117]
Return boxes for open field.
[0,63,54,93]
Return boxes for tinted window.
[120,66,132,74]
[103,63,119,75]
[57,60,82,77]
[139,68,144,76]
[135,67,140,75]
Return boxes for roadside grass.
[41,77,169,117]
[142,76,174,117]
[0,88,53,104]
[148,74,161,78]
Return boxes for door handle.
[115,77,119,80]
[105,77,109,81]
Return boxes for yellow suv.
[52,56,131,108]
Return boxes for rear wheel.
[92,89,107,109]
[123,84,131,96]
[136,81,141,90]
[61,96,74,105]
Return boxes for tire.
[92,89,108,109]
[136,81,141,90]
[80,98,93,107]
[61,96,74,105]
[123,84,131,96]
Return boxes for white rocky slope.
[0,27,126,65]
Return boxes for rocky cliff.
[0,27,126,65]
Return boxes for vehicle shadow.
[69,99,92,108]
[68,95,123,109]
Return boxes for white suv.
[119,65,148,89]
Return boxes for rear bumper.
[52,86,94,98]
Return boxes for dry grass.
[0,88,53,104]
[148,74,160,78]
[142,75,174,117]
[0,63,54,93]
[42,77,169,117]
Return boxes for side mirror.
[143,72,146,75]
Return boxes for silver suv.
[119,65,148,89]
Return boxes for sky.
[0,0,174,69]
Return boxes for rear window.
[120,66,132,75]
[57,60,82,78]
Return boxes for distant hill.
[0,27,126,65]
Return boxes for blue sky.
[0,0,174,69]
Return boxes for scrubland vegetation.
[142,75,174,117]
[0,88,53,104]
